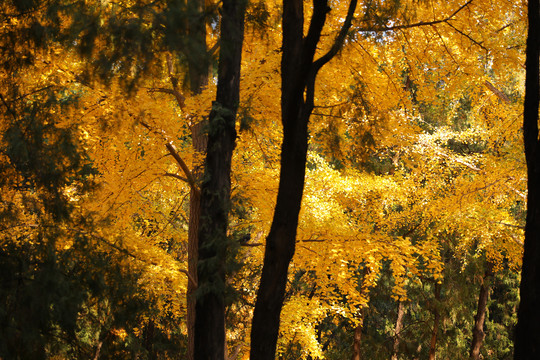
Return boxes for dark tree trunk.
[515,0,540,358]
[187,121,207,360]
[193,1,246,359]
[428,283,441,360]
[469,263,493,359]
[249,1,357,358]
[391,301,405,360]
[143,320,156,360]
[187,0,210,95]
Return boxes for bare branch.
[164,172,189,182]
[179,269,198,288]
[140,120,201,196]
[445,21,487,51]
[435,150,481,171]
[484,81,511,104]
[165,142,201,196]
[506,183,526,200]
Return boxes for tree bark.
[143,320,156,360]
[249,1,357,359]
[351,319,364,360]
[193,0,246,359]
[469,263,493,359]
[187,121,206,360]
[428,283,441,360]
[515,0,540,358]
[391,301,405,360]
[185,1,209,357]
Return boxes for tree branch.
[165,142,200,196]
[180,269,198,288]
[445,21,487,51]
[166,53,186,109]
[484,81,511,104]
[305,0,358,113]
[356,0,474,33]
[139,120,200,196]
[164,172,189,183]
[312,0,358,73]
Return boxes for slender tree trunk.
[351,319,364,360]
[185,0,209,358]
[143,320,156,360]
[515,0,540,358]
[187,122,207,360]
[193,0,246,359]
[249,1,357,358]
[428,283,441,360]
[469,263,493,359]
[391,301,405,360]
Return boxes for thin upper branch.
[305,0,358,112]
[356,0,474,33]
[312,0,359,73]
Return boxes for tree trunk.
[193,0,246,359]
[428,283,441,360]
[391,301,405,360]
[185,0,209,357]
[469,263,493,359]
[187,121,206,360]
[249,1,357,359]
[351,319,364,360]
[143,320,156,360]
[515,0,540,358]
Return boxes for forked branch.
[139,120,200,196]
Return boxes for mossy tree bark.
[193,0,246,359]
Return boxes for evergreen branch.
[69,226,199,287]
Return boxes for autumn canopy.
[0,0,534,359]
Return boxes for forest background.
[0,0,532,359]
